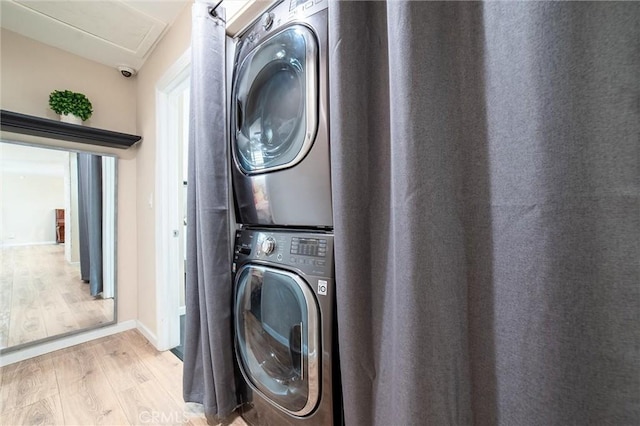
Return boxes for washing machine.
[230,0,332,228]
[233,227,341,425]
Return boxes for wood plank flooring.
[0,244,114,349]
[0,329,248,426]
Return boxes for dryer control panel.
[233,228,334,277]
[235,0,327,59]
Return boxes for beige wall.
[0,28,138,323]
[135,3,192,335]
[0,29,137,133]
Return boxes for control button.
[260,237,276,255]
[304,1,313,9]
[277,253,283,261]
[316,260,325,266]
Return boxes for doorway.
[155,49,190,355]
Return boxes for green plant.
[48,90,93,121]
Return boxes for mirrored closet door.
[0,141,116,352]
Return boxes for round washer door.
[234,264,320,416]
[232,25,318,175]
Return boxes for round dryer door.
[233,25,318,174]
[234,265,320,416]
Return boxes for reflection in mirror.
[0,141,116,352]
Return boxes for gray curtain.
[77,152,103,296]
[183,2,238,422]
[329,2,639,425]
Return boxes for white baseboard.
[136,320,159,350]
[1,241,57,248]
[0,320,137,367]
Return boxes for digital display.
[290,237,327,257]
[290,0,310,11]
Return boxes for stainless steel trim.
[232,24,318,176]
[234,263,320,417]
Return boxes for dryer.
[232,227,340,425]
[230,0,332,228]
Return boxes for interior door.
[235,264,320,416]
[233,25,318,174]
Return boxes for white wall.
[66,153,81,263]
[1,172,64,245]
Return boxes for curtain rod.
[209,0,226,23]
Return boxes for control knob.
[262,12,274,31]
[261,237,276,255]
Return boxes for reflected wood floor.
[0,329,248,426]
[0,244,113,349]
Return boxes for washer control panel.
[233,228,333,276]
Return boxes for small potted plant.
[49,90,93,124]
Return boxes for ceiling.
[0,0,190,72]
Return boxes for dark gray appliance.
[233,227,339,425]
[230,0,332,228]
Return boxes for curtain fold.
[329,2,639,425]
[77,152,103,296]
[183,2,238,422]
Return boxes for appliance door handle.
[236,98,243,133]
[289,323,303,381]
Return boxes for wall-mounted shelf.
[0,110,141,149]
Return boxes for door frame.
[155,48,190,351]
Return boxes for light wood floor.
[0,329,249,426]
[0,244,114,349]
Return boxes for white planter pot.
[60,114,83,125]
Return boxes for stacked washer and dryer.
[229,1,341,425]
